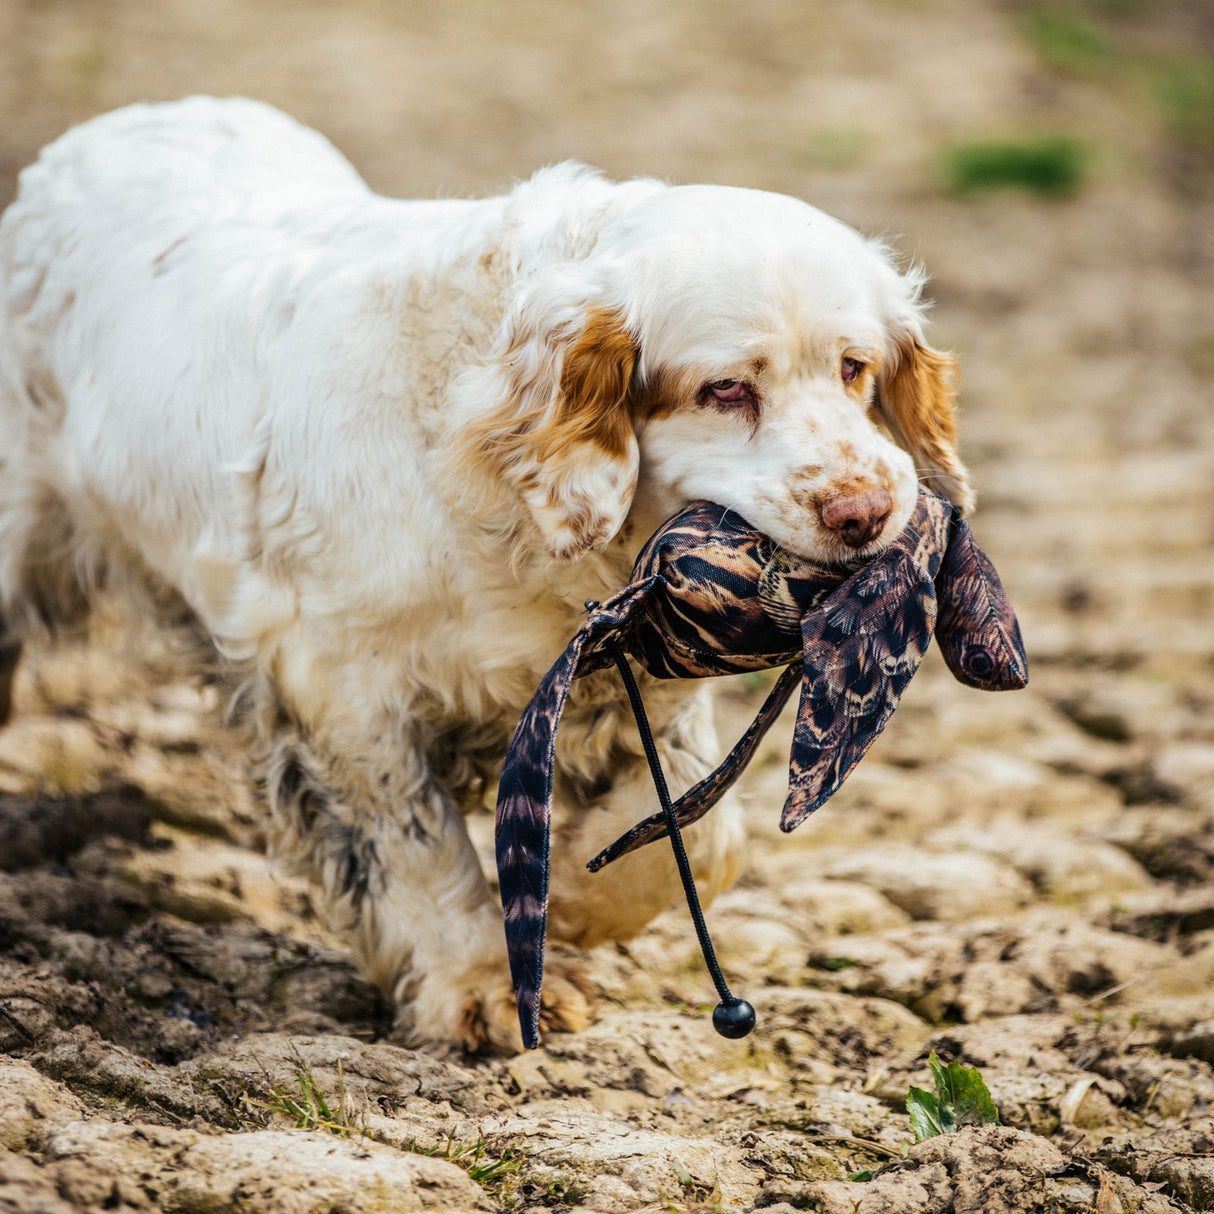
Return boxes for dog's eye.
[841,358,865,384]
[706,379,753,404]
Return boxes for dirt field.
[2,1,1213,1211]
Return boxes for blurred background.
[1,2,1213,1209]
[2,0,1211,664]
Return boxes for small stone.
[0,1146,79,1214]
[769,875,912,935]
[822,848,1034,921]
[1168,1019,1214,1064]
[42,1122,494,1213]
[930,827,1154,905]
[0,1062,84,1152]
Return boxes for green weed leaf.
[906,1085,946,1142]
[906,1053,999,1142]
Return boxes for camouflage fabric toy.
[496,488,1028,1048]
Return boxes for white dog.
[0,97,969,1051]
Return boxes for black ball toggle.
[712,997,756,1038]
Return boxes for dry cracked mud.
[1,0,1212,1211]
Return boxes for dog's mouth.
[757,508,911,569]
[726,471,916,568]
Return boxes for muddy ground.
[1,1,1213,1211]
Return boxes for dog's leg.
[0,478,92,730]
[260,719,592,1053]
[547,682,746,948]
[0,631,19,727]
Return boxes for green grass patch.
[940,135,1086,197]
[1151,54,1214,154]
[801,127,871,172]
[1022,7,1116,75]
[813,956,858,972]
[1019,2,1214,164]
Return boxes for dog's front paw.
[455,954,595,1054]
[404,954,594,1055]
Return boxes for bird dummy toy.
[495,488,1028,1048]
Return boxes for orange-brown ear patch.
[460,304,642,560]
[877,338,973,513]
[541,307,637,461]
[461,307,637,475]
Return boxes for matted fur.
[0,97,970,1051]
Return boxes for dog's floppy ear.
[874,334,973,515]
[467,288,640,561]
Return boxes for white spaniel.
[0,98,970,1051]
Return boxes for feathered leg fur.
[0,632,19,727]
[250,667,593,1052]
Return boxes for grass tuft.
[940,136,1086,197]
[218,1051,366,1139]
[409,1135,522,1203]
[249,1058,364,1138]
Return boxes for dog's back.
[0,99,367,640]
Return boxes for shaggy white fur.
[0,97,969,1051]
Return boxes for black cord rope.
[605,638,743,1012]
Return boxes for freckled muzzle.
[495,487,1028,1047]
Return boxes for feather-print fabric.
[496,488,1027,1047]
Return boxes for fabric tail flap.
[494,583,654,1048]
[780,561,939,832]
[586,661,801,871]
[934,518,1029,691]
[495,656,577,1047]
